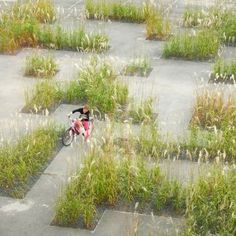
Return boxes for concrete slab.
[96,210,184,236]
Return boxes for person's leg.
[82,120,90,140]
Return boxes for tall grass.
[182,8,206,28]
[182,7,236,44]
[0,18,39,54]
[24,53,58,78]
[68,57,128,114]
[211,59,236,83]
[123,57,151,77]
[0,1,109,54]
[85,0,171,40]
[136,123,166,159]
[129,98,155,124]
[24,80,63,113]
[0,0,55,53]
[54,141,186,229]
[0,125,61,198]
[185,168,236,235]
[144,2,171,40]
[162,30,220,60]
[191,90,236,130]
[182,89,236,162]
[85,0,145,23]
[24,57,128,115]
[9,0,56,23]
[37,26,109,52]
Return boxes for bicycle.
[62,115,94,146]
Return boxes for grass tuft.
[0,1,109,54]
[24,57,128,115]
[24,53,58,78]
[144,2,171,40]
[191,90,236,130]
[182,7,236,44]
[54,141,186,229]
[185,168,236,235]
[123,57,151,77]
[24,80,63,113]
[162,30,220,60]
[129,98,155,124]
[85,0,145,23]
[0,125,62,198]
[210,59,236,84]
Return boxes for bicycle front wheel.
[62,128,74,146]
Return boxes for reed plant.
[210,59,236,83]
[136,123,166,159]
[185,168,236,235]
[162,30,220,60]
[85,0,171,40]
[69,56,128,114]
[144,2,171,40]
[6,0,56,23]
[182,8,206,28]
[54,140,186,229]
[37,26,109,52]
[123,57,151,77]
[24,80,63,113]
[182,7,236,44]
[85,0,145,23]
[25,57,128,115]
[191,90,236,130]
[0,125,61,198]
[0,1,109,54]
[0,18,39,54]
[129,98,155,124]
[24,53,58,78]
[182,89,236,162]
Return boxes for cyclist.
[68,104,90,141]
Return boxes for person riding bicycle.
[68,104,90,141]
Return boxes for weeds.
[210,59,236,84]
[182,7,236,44]
[24,80,63,113]
[182,8,206,28]
[123,57,151,77]
[185,168,236,235]
[24,53,58,78]
[24,57,128,115]
[8,0,56,23]
[37,26,109,52]
[136,123,166,159]
[0,125,61,198]
[182,89,236,162]
[162,30,220,60]
[191,90,236,130]
[70,56,128,114]
[129,98,155,124]
[144,1,171,40]
[54,141,186,229]
[0,18,39,54]
[85,0,145,23]
[85,0,171,40]
[0,1,109,54]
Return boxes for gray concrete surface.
[0,0,236,235]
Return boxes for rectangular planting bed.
[0,125,63,198]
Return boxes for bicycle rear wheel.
[62,128,74,146]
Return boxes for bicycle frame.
[70,118,84,136]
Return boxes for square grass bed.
[51,137,236,236]
[0,125,63,198]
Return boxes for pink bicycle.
[62,115,94,146]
